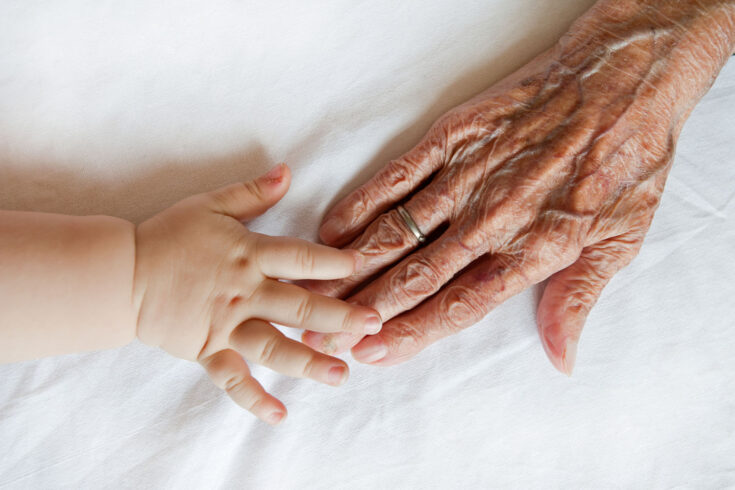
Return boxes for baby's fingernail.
[364,315,382,334]
[267,411,286,425]
[351,251,365,273]
[352,336,388,364]
[327,366,348,386]
[262,163,285,184]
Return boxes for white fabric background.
[1,1,734,488]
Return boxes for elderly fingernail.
[352,336,388,364]
[319,216,341,244]
[327,366,348,386]
[540,322,577,376]
[561,339,578,376]
[364,315,382,334]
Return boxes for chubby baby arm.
[0,164,380,425]
[0,210,137,360]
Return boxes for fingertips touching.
[301,330,365,356]
[311,186,455,301]
[230,319,350,387]
[351,334,390,364]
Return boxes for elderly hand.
[302,0,735,373]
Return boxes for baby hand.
[133,164,380,425]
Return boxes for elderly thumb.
[537,233,643,375]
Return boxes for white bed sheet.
[1,1,734,488]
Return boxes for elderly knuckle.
[389,319,426,350]
[562,283,599,317]
[400,257,443,298]
[439,286,486,331]
[377,279,412,312]
[351,187,374,215]
[382,159,413,190]
[358,212,412,256]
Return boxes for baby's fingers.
[231,319,349,386]
[255,234,363,280]
[250,279,382,334]
[200,349,286,425]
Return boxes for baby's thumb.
[208,164,291,221]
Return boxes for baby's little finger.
[200,349,287,425]
[230,319,349,387]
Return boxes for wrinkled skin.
[304,0,735,373]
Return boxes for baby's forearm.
[0,210,137,362]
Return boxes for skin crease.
[303,0,735,373]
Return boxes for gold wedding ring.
[396,205,426,244]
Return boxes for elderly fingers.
[200,349,287,425]
[319,134,445,246]
[350,224,583,365]
[304,180,456,300]
[301,224,478,355]
[230,319,349,387]
[300,169,466,352]
[350,251,543,365]
[348,230,481,323]
[536,231,645,375]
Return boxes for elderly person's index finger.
[318,135,444,246]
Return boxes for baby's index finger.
[248,279,382,335]
[254,234,363,280]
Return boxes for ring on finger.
[396,205,426,244]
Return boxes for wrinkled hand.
[303,0,735,373]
